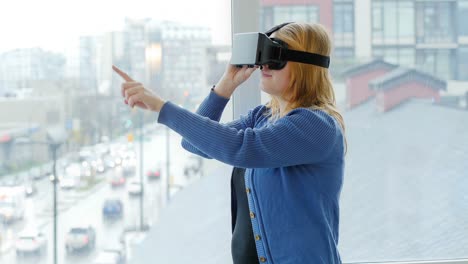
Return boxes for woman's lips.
[262,72,272,77]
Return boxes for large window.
[458,47,468,80]
[416,49,456,80]
[0,1,467,264]
[372,0,415,45]
[416,1,456,43]
[373,47,415,67]
[334,0,355,48]
[261,5,319,31]
[459,0,468,37]
[0,1,231,264]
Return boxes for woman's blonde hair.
[266,22,347,152]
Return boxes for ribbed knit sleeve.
[159,101,339,168]
[180,90,256,158]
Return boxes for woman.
[114,22,346,264]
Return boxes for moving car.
[24,181,37,197]
[122,158,136,177]
[127,180,142,196]
[146,168,160,181]
[15,229,47,256]
[65,225,96,253]
[0,186,25,224]
[102,199,123,219]
[60,177,77,190]
[110,174,126,188]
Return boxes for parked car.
[65,225,96,253]
[29,167,43,180]
[127,180,142,196]
[93,249,126,264]
[146,168,160,181]
[15,229,47,256]
[103,155,116,169]
[24,181,37,197]
[40,162,53,178]
[110,175,126,188]
[60,177,77,190]
[122,164,135,178]
[102,199,123,219]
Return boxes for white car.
[60,177,77,190]
[127,180,142,196]
[65,225,96,253]
[15,229,47,256]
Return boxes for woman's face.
[260,62,291,98]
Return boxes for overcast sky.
[0,0,231,53]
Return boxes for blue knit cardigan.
[157,90,345,264]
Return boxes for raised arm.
[180,64,258,158]
[159,102,341,168]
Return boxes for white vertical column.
[231,0,261,117]
[355,0,372,60]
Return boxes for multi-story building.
[124,18,150,85]
[259,0,468,81]
[333,0,355,59]
[370,0,468,81]
[0,48,65,94]
[260,0,355,58]
[158,21,211,105]
[79,36,98,92]
[260,0,332,31]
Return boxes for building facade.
[371,0,468,81]
[259,0,468,81]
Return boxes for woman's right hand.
[214,64,258,98]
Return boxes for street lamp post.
[139,111,145,231]
[15,127,66,264]
[49,142,60,264]
[165,126,170,203]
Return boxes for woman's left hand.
[113,65,166,112]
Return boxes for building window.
[373,47,415,67]
[373,47,414,67]
[458,47,468,80]
[261,5,319,31]
[416,1,456,43]
[372,0,414,45]
[334,1,354,48]
[459,1,468,37]
[334,47,354,59]
[416,49,456,80]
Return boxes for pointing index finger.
[112,65,134,82]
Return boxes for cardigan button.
[249,212,255,219]
[246,188,251,194]
[255,235,261,241]
[259,257,267,262]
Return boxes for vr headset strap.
[283,49,330,68]
[265,22,293,36]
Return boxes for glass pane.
[383,1,398,41]
[419,1,455,43]
[259,0,467,263]
[0,1,231,264]
[459,47,468,80]
[459,0,468,36]
[398,2,415,41]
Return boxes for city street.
[0,126,194,264]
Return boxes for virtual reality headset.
[231,22,330,70]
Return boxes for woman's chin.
[260,81,271,93]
